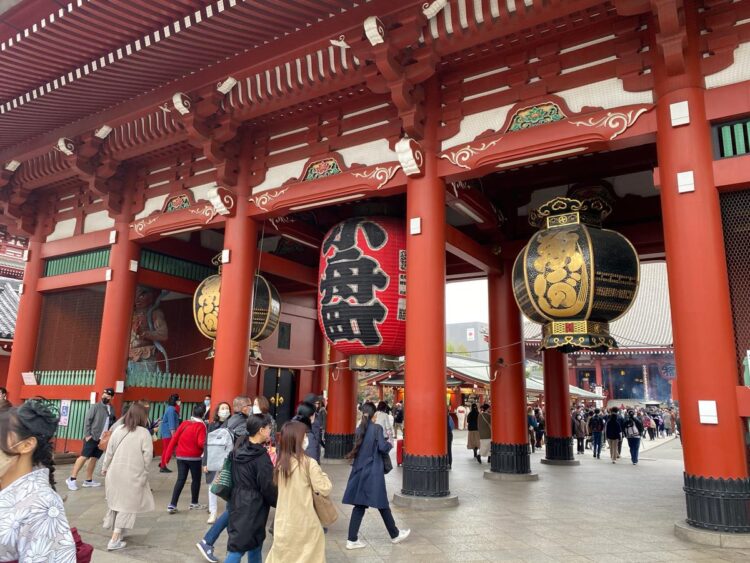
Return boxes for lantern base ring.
[540,321,617,353]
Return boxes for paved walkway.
[58,432,750,562]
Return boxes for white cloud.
[445,279,488,324]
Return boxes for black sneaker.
[159,467,172,473]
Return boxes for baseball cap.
[303,393,323,405]
[103,388,115,396]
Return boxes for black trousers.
[170,459,202,506]
[576,437,585,454]
[348,505,399,542]
[448,431,453,468]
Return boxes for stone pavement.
[57,432,750,562]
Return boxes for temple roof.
[523,261,673,349]
[0,280,20,340]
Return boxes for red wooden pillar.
[399,77,452,501]
[653,4,749,531]
[211,139,258,405]
[324,347,357,459]
[6,236,44,402]
[92,215,139,411]
[594,356,603,388]
[542,349,577,464]
[487,267,532,476]
[314,331,328,396]
[567,358,577,386]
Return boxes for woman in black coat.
[342,402,410,551]
[466,403,481,461]
[226,414,277,563]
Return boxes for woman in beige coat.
[101,403,155,551]
[266,420,332,563]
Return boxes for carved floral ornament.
[130,186,236,238]
[441,105,652,171]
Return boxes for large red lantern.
[318,217,406,369]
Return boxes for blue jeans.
[225,546,262,563]
[204,505,229,546]
[627,437,641,464]
[592,432,603,457]
[224,545,263,563]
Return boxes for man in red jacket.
[164,403,208,513]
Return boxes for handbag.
[382,452,393,474]
[97,430,112,452]
[305,460,337,527]
[210,456,234,501]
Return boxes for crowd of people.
[0,388,410,562]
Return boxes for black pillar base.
[545,436,574,461]
[490,442,531,474]
[683,473,750,533]
[323,433,354,460]
[401,453,451,497]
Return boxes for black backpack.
[590,415,604,433]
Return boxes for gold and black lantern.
[193,260,281,358]
[512,183,639,353]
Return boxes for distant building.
[445,321,489,362]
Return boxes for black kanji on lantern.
[320,219,389,347]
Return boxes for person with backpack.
[159,393,180,473]
[196,396,248,563]
[343,402,410,551]
[203,401,232,524]
[163,403,208,514]
[588,408,605,459]
[622,409,645,465]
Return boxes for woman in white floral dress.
[0,400,76,563]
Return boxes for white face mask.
[302,437,309,451]
[218,409,231,421]
[252,405,262,414]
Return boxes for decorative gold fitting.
[543,320,610,337]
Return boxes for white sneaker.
[107,540,127,551]
[207,512,217,524]
[65,477,78,491]
[82,480,101,488]
[392,529,411,544]
[346,540,367,550]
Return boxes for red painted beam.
[713,154,750,192]
[37,268,108,292]
[137,270,199,296]
[20,386,93,401]
[259,252,317,287]
[445,225,500,274]
[41,230,113,258]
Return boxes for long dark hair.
[273,421,308,485]
[347,401,376,460]
[0,400,59,489]
[212,402,231,424]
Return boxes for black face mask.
[102,397,111,404]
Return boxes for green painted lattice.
[43,249,110,277]
[35,370,96,386]
[125,371,211,390]
[717,119,750,158]
[139,250,215,282]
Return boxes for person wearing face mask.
[292,401,321,462]
[203,396,212,421]
[227,396,252,439]
[253,396,277,444]
[159,393,181,473]
[66,387,116,491]
[203,402,232,524]
[0,400,77,562]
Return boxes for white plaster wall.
[190,182,216,202]
[556,78,653,113]
[705,42,750,89]
[134,194,168,220]
[82,210,115,234]
[45,218,76,242]
[252,158,308,194]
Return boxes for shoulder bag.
[210,455,234,501]
[305,459,338,527]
